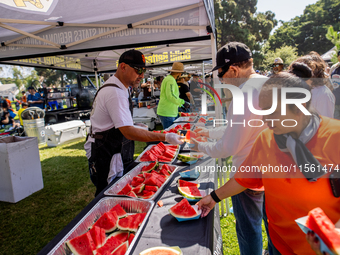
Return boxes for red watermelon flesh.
[132,184,145,194]
[178,179,199,187]
[163,151,175,159]
[144,185,158,192]
[128,233,135,245]
[109,204,127,219]
[169,198,199,218]
[141,190,155,199]
[92,211,118,233]
[96,233,123,255]
[118,215,135,231]
[89,226,106,249]
[151,171,166,183]
[131,213,147,227]
[143,175,159,186]
[117,183,132,195]
[111,241,129,255]
[158,156,172,162]
[131,176,144,187]
[306,207,340,254]
[66,231,96,255]
[157,142,166,150]
[159,167,171,177]
[141,162,158,173]
[162,164,174,173]
[137,174,144,178]
[108,231,129,243]
[127,191,138,198]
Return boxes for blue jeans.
[263,194,275,255]
[159,115,177,129]
[231,189,264,255]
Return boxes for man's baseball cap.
[211,42,252,72]
[119,49,146,68]
[27,86,35,90]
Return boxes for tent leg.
[95,71,99,89]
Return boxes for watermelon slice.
[143,174,160,187]
[159,167,171,177]
[140,190,155,199]
[127,191,138,197]
[178,179,199,188]
[132,184,145,194]
[196,136,208,142]
[131,176,144,187]
[185,130,198,143]
[157,142,167,150]
[66,231,96,255]
[141,162,158,173]
[144,185,158,192]
[117,213,144,232]
[92,211,118,233]
[109,204,127,219]
[178,186,202,200]
[158,155,173,162]
[163,151,175,159]
[162,164,174,173]
[95,231,127,255]
[117,183,132,195]
[151,171,167,184]
[111,241,129,255]
[169,198,199,220]
[306,207,340,254]
[140,246,181,255]
[89,226,106,249]
[128,233,135,245]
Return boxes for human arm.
[119,126,184,145]
[197,178,247,217]
[164,80,185,106]
[194,126,227,139]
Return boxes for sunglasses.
[128,64,146,75]
[218,66,230,79]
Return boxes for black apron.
[88,84,134,196]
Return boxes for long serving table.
[37,157,223,255]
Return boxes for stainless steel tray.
[47,197,154,255]
[135,144,180,164]
[104,162,178,200]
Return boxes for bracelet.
[210,190,221,203]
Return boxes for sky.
[256,0,319,32]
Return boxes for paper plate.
[295,216,335,255]
[174,205,202,222]
[179,169,200,179]
[139,246,183,255]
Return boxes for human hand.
[194,127,209,137]
[183,101,190,109]
[306,231,330,255]
[190,138,200,151]
[165,133,185,145]
[196,195,216,217]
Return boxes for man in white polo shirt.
[85,50,183,196]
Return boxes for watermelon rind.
[177,154,198,164]
[141,162,158,173]
[139,246,182,255]
[112,241,129,255]
[178,186,203,200]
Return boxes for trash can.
[21,107,46,144]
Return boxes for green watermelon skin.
[92,211,118,233]
[89,226,106,249]
[117,213,146,232]
[169,198,199,219]
[306,207,340,254]
[109,204,127,219]
[111,241,129,255]
[141,162,158,173]
[178,186,202,200]
[66,231,95,255]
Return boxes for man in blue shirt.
[27,86,44,109]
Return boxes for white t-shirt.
[311,85,335,118]
[198,74,268,178]
[84,75,134,183]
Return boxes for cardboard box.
[0,136,43,203]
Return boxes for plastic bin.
[0,136,44,203]
[45,120,86,147]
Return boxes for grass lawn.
[0,137,267,254]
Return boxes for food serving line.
[37,115,223,255]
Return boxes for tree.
[262,45,299,70]
[214,0,277,67]
[35,68,78,87]
[268,0,340,56]
[326,26,340,64]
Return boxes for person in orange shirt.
[21,91,27,103]
[197,72,340,255]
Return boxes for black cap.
[119,49,146,68]
[27,86,35,90]
[211,42,252,71]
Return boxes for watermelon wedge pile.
[198,117,207,124]
[139,142,178,163]
[179,112,197,117]
[117,163,175,199]
[169,198,200,222]
[66,204,145,255]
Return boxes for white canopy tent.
[0,0,216,72]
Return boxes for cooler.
[133,117,155,130]
[45,120,86,147]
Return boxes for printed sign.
[0,0,57,13]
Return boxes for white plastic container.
[84,119,91,135]
[45,120,86,147]
[0,136,44,203]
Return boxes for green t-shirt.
[157,75,185,117]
